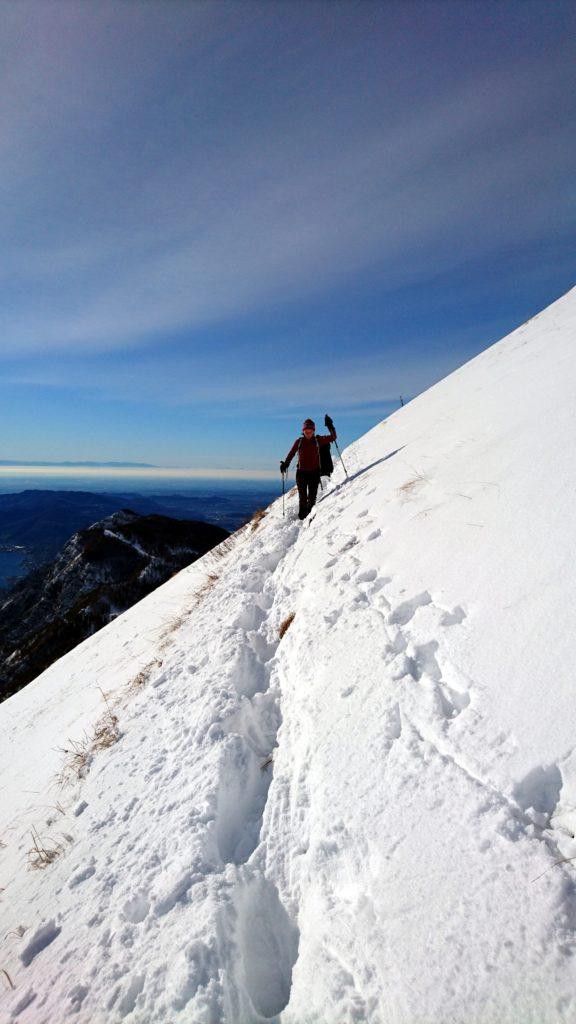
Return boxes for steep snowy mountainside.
[0,510,228,701]
[350,286,576,773]
[0,286,575,1023]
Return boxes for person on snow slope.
[280,416,337,520]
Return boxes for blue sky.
[1,0,575,478]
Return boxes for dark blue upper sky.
[1,0,575,477]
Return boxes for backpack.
[297,438,334,477]
[318,440,334,477]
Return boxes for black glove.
[324,414,335,431]
[280,461,287,474]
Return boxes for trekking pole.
[324,412,348,481]
[315,437,324,492]
[281,470,286,517]
[334,440,349,480]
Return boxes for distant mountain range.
[0,488,274,567]
[0,490,181,566]
[0,509,228,701]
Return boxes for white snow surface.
[1,287,576,1023]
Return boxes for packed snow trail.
[1,513,305,1022]
[1,286,576,1022]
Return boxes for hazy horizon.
[0,471,281,496]
[0,464,280,483]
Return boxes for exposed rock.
[0,510,227,700]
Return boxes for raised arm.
[317,414,337,446]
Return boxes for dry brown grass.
[91,690,120,751]
[194,572,220,607]
[45,802,66,827]
[163,614,186,638]
[204,506,268,565]
[56,691,120,785]
[398,477,424,495]
[1,968,15,991]
[209,536,236,562]
[27,826,71,870]
[250,507,268,531]
[92,709,120,752]
[126,658,163,691]
[279,612,295,639]
[56,736,91,784]
[532,854,576,883]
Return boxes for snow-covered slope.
[1,287,576,1023]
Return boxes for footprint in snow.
[116,973,146,1018]
[440,605,467,626]
[431,680,471,721]
[513,764,563,821]
[69,985,89,1013]
[122,892,151,924]
[404,641,471,720]
[388,591,432,626]
[355,568,378,584]
[324,608,342,628]
[19,920,61,967]
[339,536,359,552]
[369,575,391,598]
[68,860,97,889]
[11,989,37,1016]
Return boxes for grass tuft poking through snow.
[398,476,423,495]
[55,736,93,784]
[1,968,15,990]
[250,507,268,530]
[56,692,120,784]
[91,708,120,752]
[27,827,67,870]
[208,535,237,562]
[278,612,295,638]
[126,658,163,692]
[194,572,220,606]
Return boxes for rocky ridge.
[0,509,228,701]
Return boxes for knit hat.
[302,418,315,430]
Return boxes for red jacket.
[284,429,336,472]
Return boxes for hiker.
[280,416,337,520]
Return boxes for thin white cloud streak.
[2,333,485,414]
[0,3,574,355]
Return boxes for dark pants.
[296,469,320,519]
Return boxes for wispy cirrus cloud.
[2,317,494,416]
[0,2,574,356]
